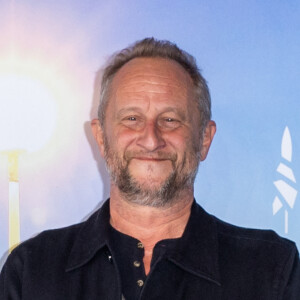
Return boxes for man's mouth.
[132,157,168,161]
[124,151,177,163]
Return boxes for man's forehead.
[108,57,194,99]
[112,57,193,86]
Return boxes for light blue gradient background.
[1,1,299,266]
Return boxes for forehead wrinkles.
[116,78,188,97]
[111,58,193,95]
[117,84,191,109]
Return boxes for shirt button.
[137,242,144,249]
[137,279,144,287]
[133,260,141,267]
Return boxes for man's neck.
[109,185,194,275]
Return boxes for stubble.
[103,133,201,207]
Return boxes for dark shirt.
[1,199,300,299]
[109,225,147,299]
[109,224,179,300]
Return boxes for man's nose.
[136,122,165,151]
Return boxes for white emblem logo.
[273,127,297,233]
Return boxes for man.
[1,38,299,299]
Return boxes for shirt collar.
[65,200,111,272]
[65,199,221,286]
[165,201,221,285]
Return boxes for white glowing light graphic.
[281,127,292,162]
[274,180,297,209]
[0,55,59,251]
[273,196,282,215]
[0,2,88,254]
[276,163,296,183]
[273,126,298,234]
[0,59,57,153]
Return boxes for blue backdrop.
[0,0,299,268]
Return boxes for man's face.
[93,58,215,207]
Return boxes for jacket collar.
[166,201,221,285]
[65,199,221,286]
[65,200,111,272]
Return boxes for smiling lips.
[124,150,177,162]
[132,157,168,161]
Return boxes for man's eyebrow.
[116,107,143,118]
[161,107,187,121]
[116,106,187,121]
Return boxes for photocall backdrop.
[1,1,299,269]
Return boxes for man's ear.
[91,119,105,157]
[200,120,216,161]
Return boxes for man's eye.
[165,118,174,122]
[158,117,180,130]
[127,117,136,121]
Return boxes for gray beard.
[111,155,198,207]
[103,137,200,208]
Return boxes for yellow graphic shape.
[4,151,23,252]
[8,150,20,182]
[9,182,20,252]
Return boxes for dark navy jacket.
[1,200,299,299]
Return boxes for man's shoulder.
[214,214,295,249]
[207,212,298,269]
[193,202,296,252]
[10,221,84,261]
[28,221,83,245]
[10,207,101,261]
[197,209,300,296]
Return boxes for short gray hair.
[98,37,211,132]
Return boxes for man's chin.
[129,158,173,175]
[128,174,171,189]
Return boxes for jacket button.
[137,279,144,287]
[137,242,144,249]
[133,260,141,267]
